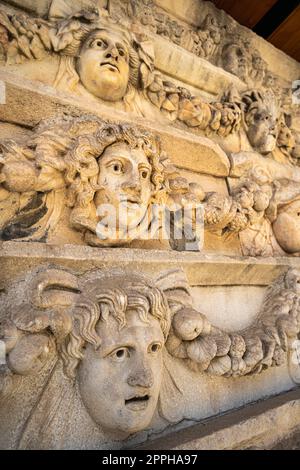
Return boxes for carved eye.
[91,39,107,49]
[110,348,129,362]
[149,342,161,354]
[109,162,123,174]
[118,48,125,57]
[141,170,149,179]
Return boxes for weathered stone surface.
[0,72,231,176]
[0,0,300,450]
[1,241,300,287]
[0,259,299,448]
[134,389,300,450]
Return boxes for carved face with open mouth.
[77,28,130,102]
[78,308,164,437]
[95,142,153,240]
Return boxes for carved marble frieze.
[0,265,299,448]
[0,7,243,137]
[110,0,297,117]
[1,114,300,257]
[0,4,299,165]
[0,0,300,451]
[0,116,206,249]
[111,1,278,86]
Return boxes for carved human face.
[222,44,247,79]
[78,309,164,437]
[247,106,279,154]
[253,55,265,71]
[77,29,130,102]
[95,143,152,231]
[273,200,300,253]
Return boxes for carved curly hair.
[33,115,167,223]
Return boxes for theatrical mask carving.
[221,42,249,82]
[76,28,131,102]
[1,113,300,256]
[0,116,204,248]
[0,8,242,137]
[1,266,300,448]
[242,90,281,155]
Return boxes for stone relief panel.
[105,0,300,134]
[0,0,299,452]
[0,265,299,448]
[0,7,244,137]
[110,1,290,98]
[0,115,206,249]
[1,114,300,256]
[0,2,298,164]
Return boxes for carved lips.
[125,394,151,411]
[100,60,120,73]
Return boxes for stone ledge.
[1,241,300,287]
[0,71,230,177]
[133,388,300,450]
[155,0,300,83]
[141,31,246,97]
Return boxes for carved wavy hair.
[58,21,142,93]
[61,278,171,377]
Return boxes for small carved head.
[222,42,248,81]
[76,25,139,102]
[242,90,280,154]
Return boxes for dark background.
[208,0,300,62]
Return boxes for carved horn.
[11,268,80,339]
[31,268,80,309]
[6,269,81,376]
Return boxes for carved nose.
[106,47,119,60]
[127,367,154,388]
[122,180,142,195]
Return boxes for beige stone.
[0,0,300,451]
[0,261,299,448]
[135,389,300,450]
